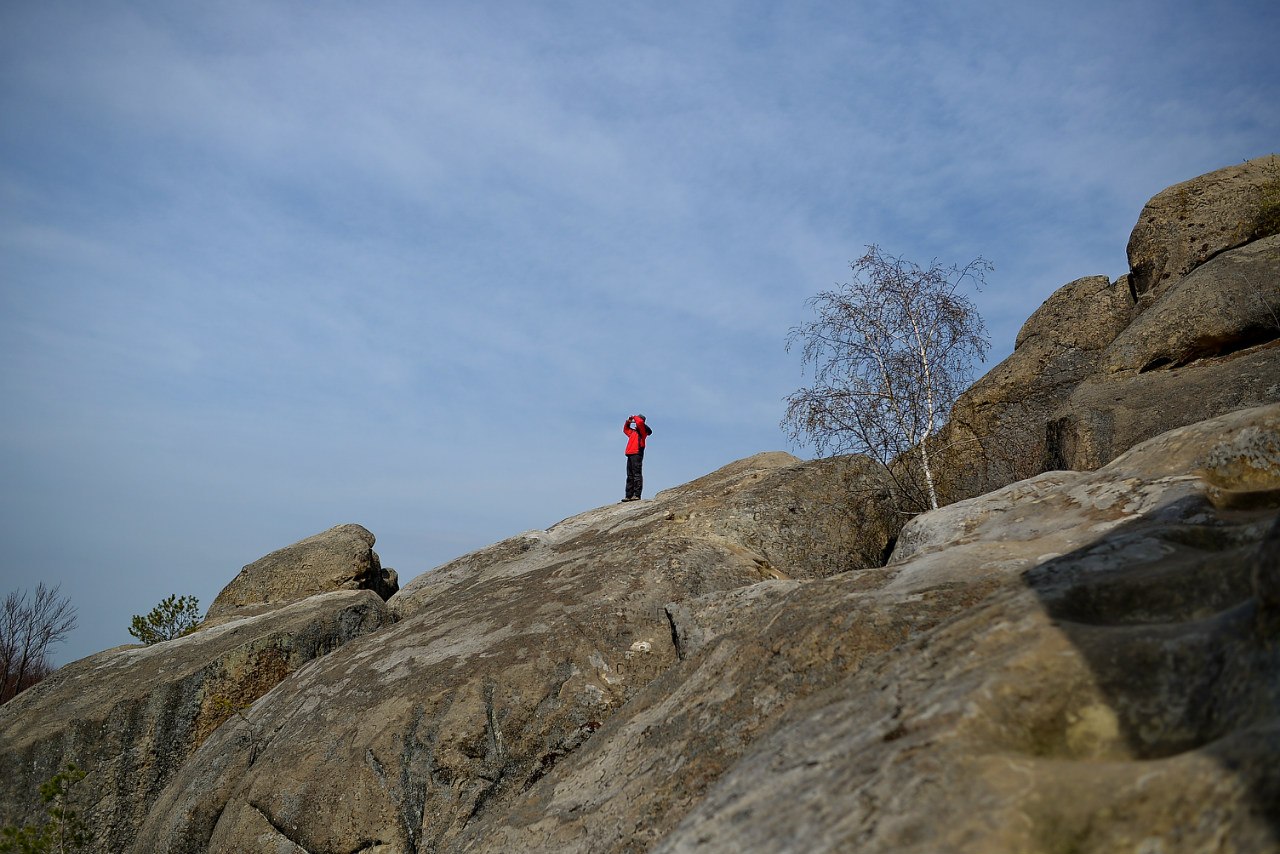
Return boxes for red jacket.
[623,416,652,455]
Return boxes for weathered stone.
[1255,516,1280,638]
[937,163,1280,496]
[935,275,1132,502]
[1127,153,1280,306]
[1102,235,1280,374]
[0,590,393,853]
[651,452,900,576]
[206,523,397,621]
[1013,273,1135,353]
[457,405,1280,854]
[130,453,895,854]
[1043,227,1280,474]
[392,452,896,623]
[8,155,1280,854]
[1047,341,1280,471]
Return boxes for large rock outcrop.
[1101,234,1280,375]
[110,406,1280,853]
[127,452,897,854]
[456,404,1280,853]
[936,156,1278,501]
[206,523,398,622]
[2,157,1277,854]
[1047,341,1280,471]
[0,590,393,853]
[936,274,1133,500]
[1128,153,1280,306]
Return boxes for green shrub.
[0,764,88,853]
[1252,155,1280,240]
[128,594,201,645]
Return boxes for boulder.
[645,451,899,576]
[1012,274,1135,354]
[1101,234,1280,374]
[206,523,397,621]
[927,160,1280,504]
[934,274,1133,502]
[1039,179,1280,479]
[0,590,393,854]
[1127,154,1280,307]
[1047,340,1280,471]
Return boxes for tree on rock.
[784,245,990,511]
[129,594,201,645]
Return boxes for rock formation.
[937,154,1280,503]
[1,157,1277,853]
[464,404,1280,854]
[0,591,393,853]
[937,273,1134,499]
[1127,154,1280,306]
[130,452,896,854]
[206,523,398,622]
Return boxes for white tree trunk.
[917,439,939,510]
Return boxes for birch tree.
[783,245,990,512]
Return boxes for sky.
[2,0,1277,666]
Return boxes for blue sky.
[2,0,1277,665]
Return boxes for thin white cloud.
[1,0,1277,662]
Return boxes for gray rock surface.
[1102,234,1280,374]
[130,453,896,854]
[460,405,1280,854]
[0,590,393,853]
[4,157,1279,854]
[206,523,398,621]
[1127,154,1280,306]
[1048,340,1280,471]
[936,274,1133,501]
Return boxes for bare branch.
[1,583,78,703]
[782,245,990,512]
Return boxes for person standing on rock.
[622,414,653,502]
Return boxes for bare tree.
[0,584,78,704]
[783,245,990,512]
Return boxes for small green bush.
[128,594,201,645]
[1251,155,1280,240]
[0,764,88,853]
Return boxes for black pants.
[625,451,644,499]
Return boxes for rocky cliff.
[1,157,1277,853]
[938,154,1279,503]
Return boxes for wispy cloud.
[2,0,1277,662]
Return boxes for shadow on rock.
[1020,485,1280,846]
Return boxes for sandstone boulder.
[931,159,1280,501]
[1101,234,1280,374]
[1255,516,1280,637]
[934,274,1132,502]
[206,523,398,621]
[1048,340,1280,471]
[1127,153,1280,307]
[392,451,896,623]
[0,590,393,853]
